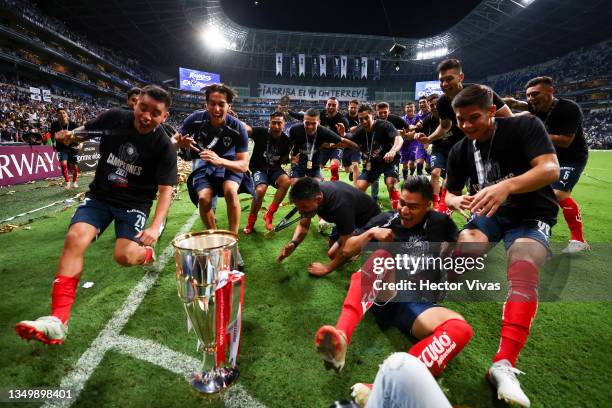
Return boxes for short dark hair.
[349,99,359,105]
[289,177,321,202]
[127,87,141,99]
[401,176,433,201]
[304,108,320,118]
[451,84,493,111]
[327,97,338,102]
[270,111,285,119]
[358,104,373,114]
[405,101,415,106]
[376,102,390,109]
[427,93,440,101]
[525,76,554,89]
[437,58,462,74]
[418,96,428,102]
[141,85,172,108]
[203,83,237,104]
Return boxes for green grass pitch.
[1,152,611,407]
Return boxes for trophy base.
[189,367,239,394]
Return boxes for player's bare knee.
[113,249,131,266]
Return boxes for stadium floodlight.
[202,25,231,50]
[415,47,449,60]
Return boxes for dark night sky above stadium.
[223,0,482,38]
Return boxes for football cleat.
[561,240,591,254]
[15,316,67,345]
[350,383,373,408]
[315,325,348,373]
[487,359,531,408]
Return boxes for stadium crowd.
[483,39,611,96]
[1,0,153,83]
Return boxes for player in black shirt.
[242,112,292,234]
[50,107,81,189]
[16,86,178,345]
[416,59,512,214]
[505,76,590,254]
[276,177,380,276]
[342,99,361,183]
[445,85,560,408]
[287,108,357,182]
[351,104,404,209]
[314,177,473,377]
[125,87,141,110]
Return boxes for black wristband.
[290,240,300,248]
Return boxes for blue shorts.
[319,148,343,166]
[463,212,553,252]
[552,162,585,192]
[290,164,323,179]
[342,148,361,167]
[371,301,439,337]
[70,196,149,243]
[430,147,448,170]
[358,163,399,184]
[192,168,243,197]
[57,149,78,164]
[253,168,287,187]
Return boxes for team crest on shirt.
[118,143,139,164]
[223,136,233,147]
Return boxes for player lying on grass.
[15,85,177,345]
[314,177,473,379]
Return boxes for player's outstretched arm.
[276,217,311,263]
[502,97,529,111]
[342,227,394,258]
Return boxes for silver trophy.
[172,230,244,394]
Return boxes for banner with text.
[77,141,100,171]
[0,145,60,186]
[258,83,368,101]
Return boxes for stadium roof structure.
[34,0,612,80]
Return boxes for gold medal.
[307,160,313,170]
[366,161,372,171]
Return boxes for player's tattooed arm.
[502,97,529,111]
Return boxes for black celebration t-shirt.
[350,120,399,166]
[288,123,342,166]
[84,108,177,211]
[249,127,291,172]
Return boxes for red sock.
[437,188,448,212]
[330,163,340,181]
[389,189,400,209]
[408,318,473,376]
[336,272,365,343]
[142,247,154,264]
[559,197,585,242]
[61,162,69,182]
[247,214,257,227]
[433,194,439,204]
[336,250,394,342]
[494,260,539,366]
[267,202,279,215]
[71,164,78,182]
[51,275,80,324]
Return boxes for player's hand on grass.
[136,226,159,247]
[447,194,473,220]
[200,149,223,166]
[276,242,296,263]
[469,183,510,218]
[308,262,330,276]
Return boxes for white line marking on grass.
[114,335,267,408]
[43,211,200,408]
